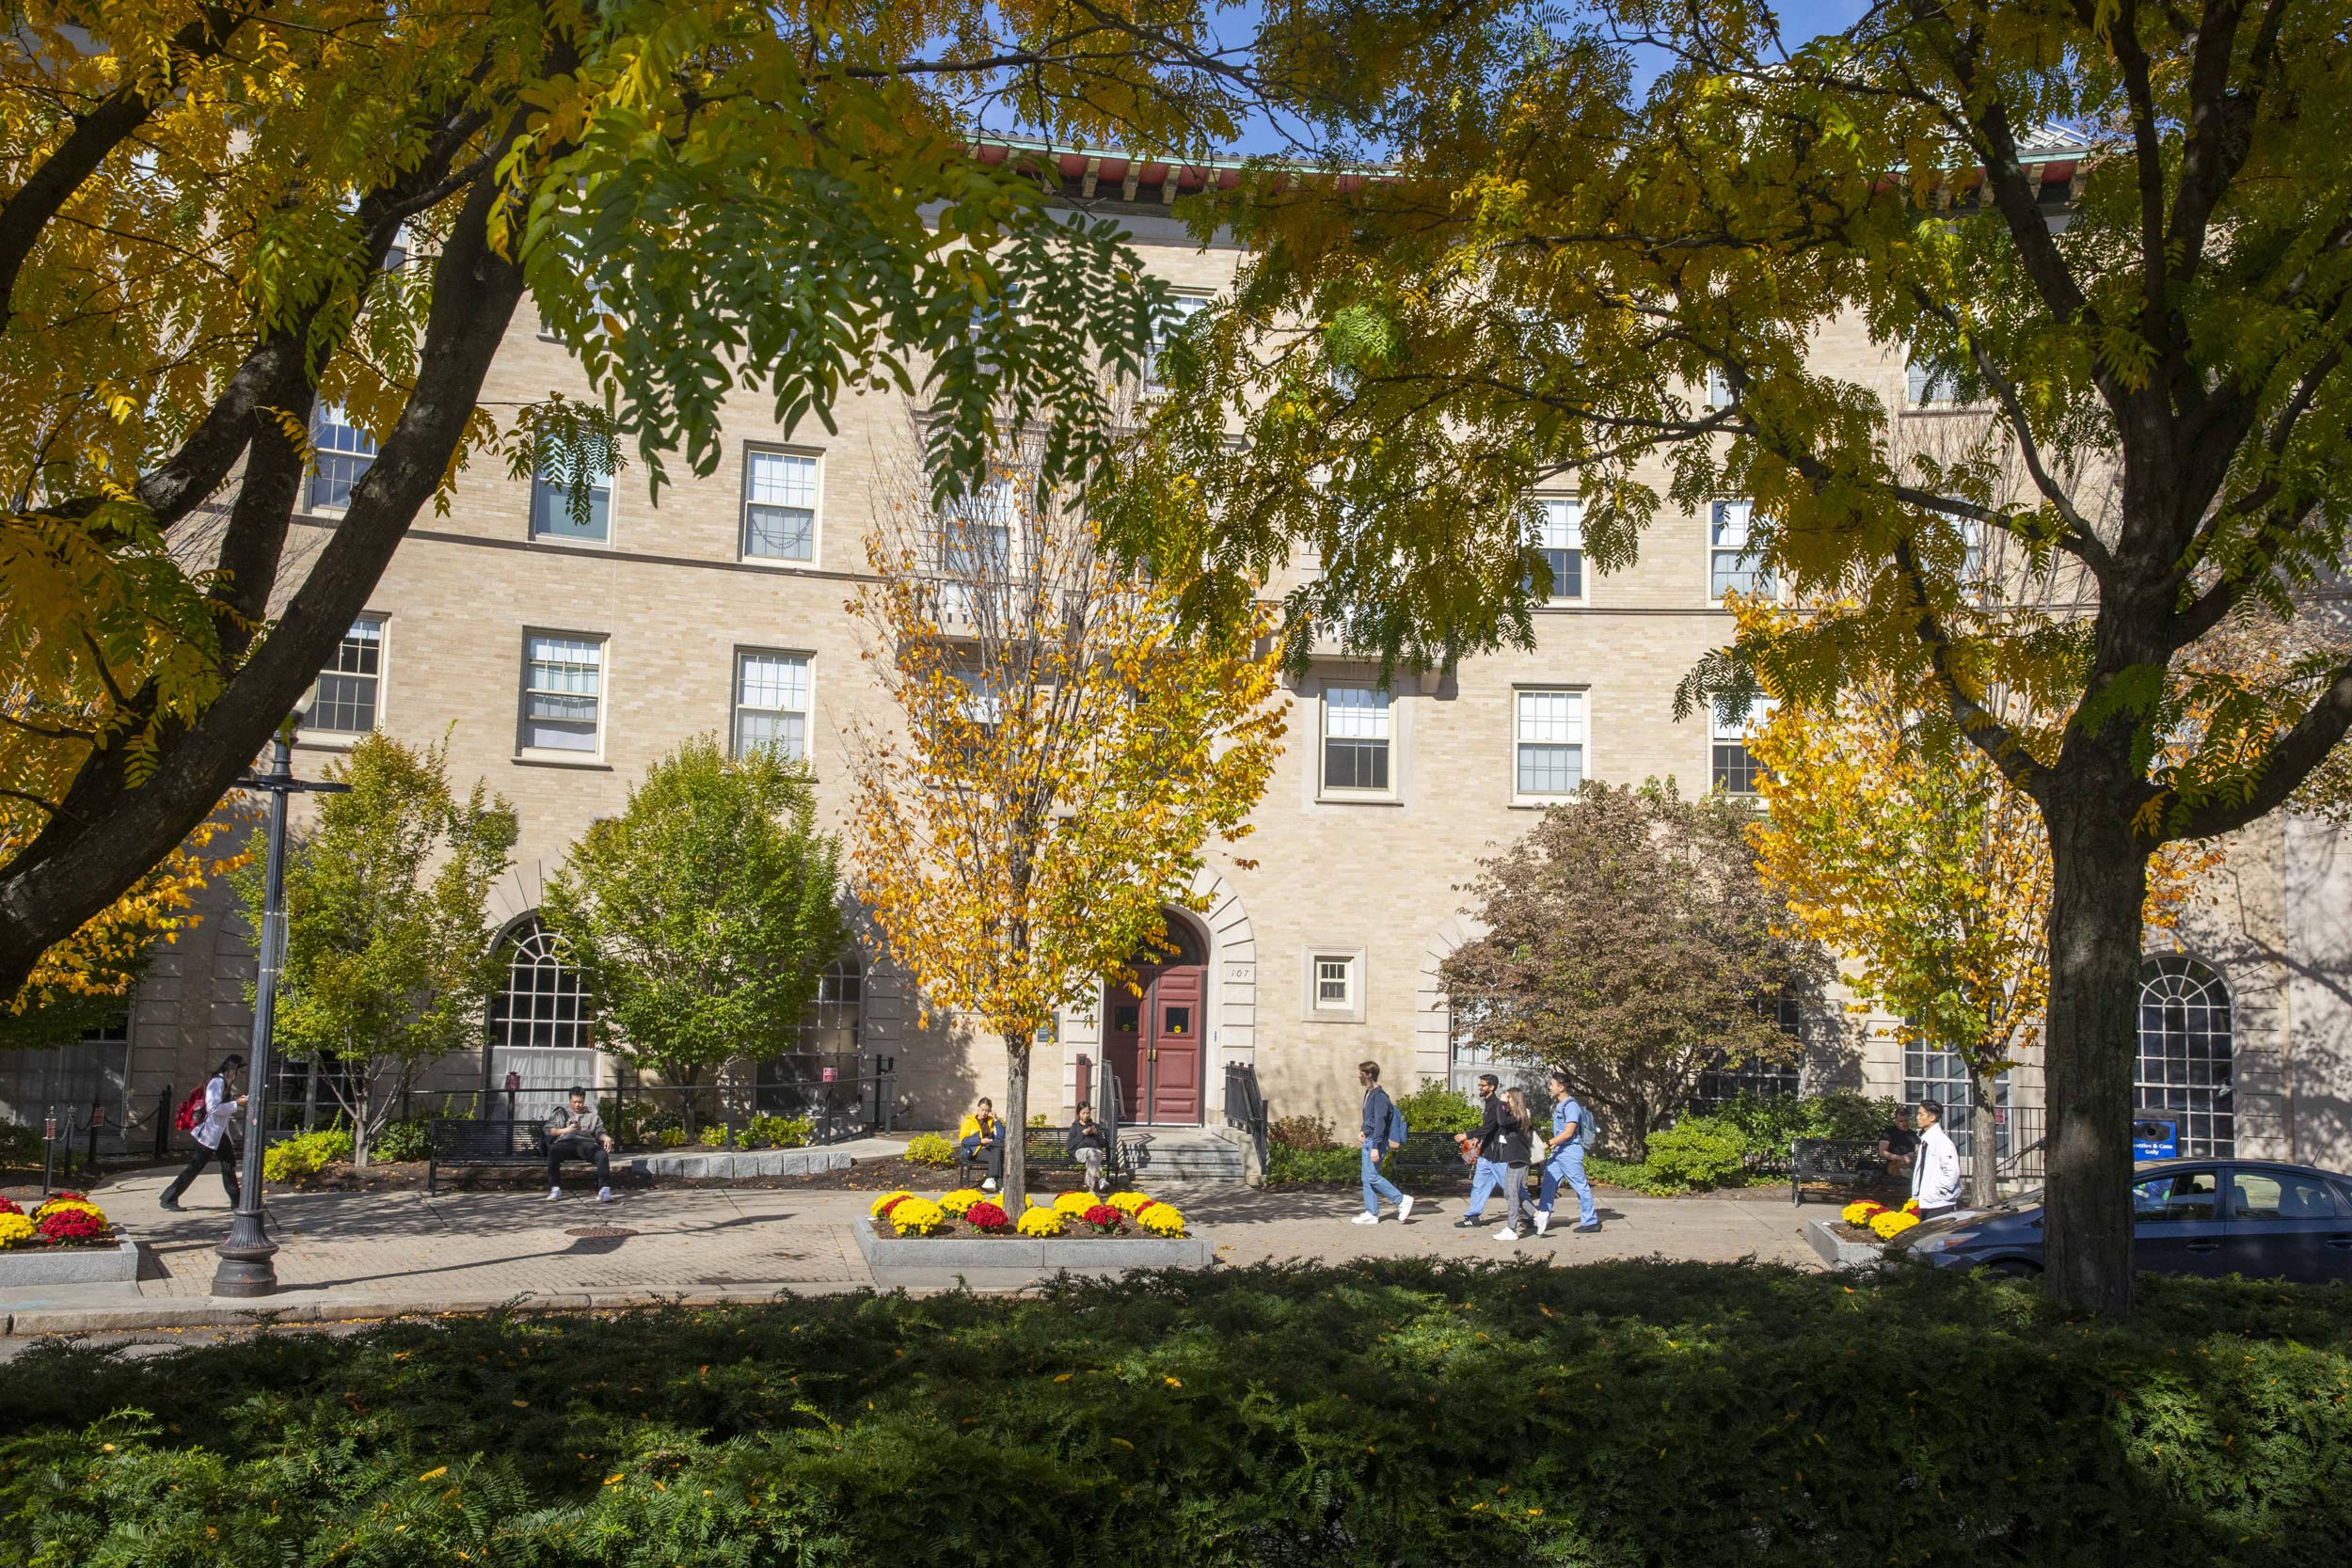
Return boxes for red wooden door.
[1146,965,1204,1123]
[1103,989,1148,1122]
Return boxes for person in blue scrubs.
[1534,1069,1600,1236]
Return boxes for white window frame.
[740,446,822,566]
[1319,683,1393,799]
[1512,687,1587,803]
[304,614,387,744]
[530,457,614,545]
[1301,946,1368,1022]
[1143,291,1213,398]
[1533,497,1585,605]
[1905,354,1964,409]
[307,404,377,515]
[517,630,608,760]
[733,648,813,764]
[1710,692,1776,797]
[1708,499,1772,602]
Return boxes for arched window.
[485,917,595,1117]
[755,954,866,1116]
[2136,955,2234,1157]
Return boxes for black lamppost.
[213,703,347,1298]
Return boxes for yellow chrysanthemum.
[869,1190,915,1218]
[888,1198,947,1236]
[1840,1200,1885,1227]
[1015,1207,1064,1238]
[1869,1211,1921,1241]
[1135,1203,1186,1237]
[1052,1190,1098,1216]
[1106,1192,1153,1214]
[34,1198,106,1225]
[0,1213,36,1248]
[938,1188,986,1216]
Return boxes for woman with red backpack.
[159,1054,246,1212]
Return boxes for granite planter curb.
[0,1233,141,1286]
[625,1148,851,1180]
[1805,1217,1888,1272]
[853,1218,1212,1271]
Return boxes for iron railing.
[1223,1061,1268,1175]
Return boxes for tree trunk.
[2040,785,2153,1317]
[1968,1068,1997,1209]
[353,1071,373,1171]
[1004,1032,1032,1212]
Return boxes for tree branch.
[1893,535,2056,802]
[2172,652,2352,839]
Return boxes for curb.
[0,1282,893,1338]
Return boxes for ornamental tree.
[1438,780,1832,1150]
[541,736,845,1135]
[845,413,1286,1212]
[234,732,515,1166]
[1132,2,2352,1315]
[0,0,1489,1006]
[1744,614,2210,1207]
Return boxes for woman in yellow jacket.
[956,1098,1006,1191]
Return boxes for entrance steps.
[1130,1126,1248,1185]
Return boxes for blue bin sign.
[2132,1118,2179,1160]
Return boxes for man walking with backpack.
[159,1054,246,1212]
[1533,1069,1601,1236]
[1353,1060,1414,1226]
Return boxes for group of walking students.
[1356,1061,1603,1239]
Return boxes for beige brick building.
[11,148,2350,1176]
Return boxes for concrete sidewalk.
[0,1170,1825,1339]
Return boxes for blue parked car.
[1888,1158,2352,1284]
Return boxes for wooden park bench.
[426,1117,550,1196]
[1790,1137,1901,1207]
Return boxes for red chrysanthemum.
[1081,1204,1120,1230]
[48,1191,87,1205]
[965,1201,1009,1231]
[0,1195,19,1216]
[35,1207,105,1244]
[876,1194,912,1218]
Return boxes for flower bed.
[1836,1197,1923,1242]
[0,1191,117,1250]
[868,1187,1191,1242]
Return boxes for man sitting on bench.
[547,1087,615,1203]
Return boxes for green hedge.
[1,1262,2345,1566]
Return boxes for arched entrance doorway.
[1103,914,1208,1125]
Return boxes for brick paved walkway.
[0,1168,1826,1338]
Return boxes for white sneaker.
[596,1186,612,1203]
[1351,1212,1381,1226]
[546,1186,563,1200]
[1396,1196,1415,1225]
[980,1179,998,1192]
[1533,1210,1551,1237]
[1493,1225,1523,1242]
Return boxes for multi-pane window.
[1711,693,1774,796]
[1532,498,1583,601]
[1703,367,1734,410]
[2136,955,2234,1157]
[531,458,612,541]
[521,634,603,752]
[742,450,818,562]
[1314,956,1353,1010]
[1144,293,1211,395]
[309,405,377,511]
[1710,500,1771,599]
[1902,1040,2012,1162]
[1906,355,1961,407]
[486,917,595,1121]
[1322,685,1391,792]
[1514,689,1585,798]
[310,618,384,734]
[734,650,811,762]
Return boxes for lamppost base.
[212,1207,279,1297]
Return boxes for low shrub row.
[3,1260,2345,1566]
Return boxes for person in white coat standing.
[159,1054,246,1212]
[1910,1099,1963,1218]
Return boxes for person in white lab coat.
[1910,1098,1963,1217]
[159,1054,246,1211]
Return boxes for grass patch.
[2,1261,2347,1565]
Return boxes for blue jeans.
[1539,1146,1597,1226]
[1465,1157,1508,1216]
[1360,1145,1405,1215]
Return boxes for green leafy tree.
[541,736,845,1130]
[1437,781,1830,1150]
[1134,3,2352,1316]
[234,733,516,1166]
[0,0,1495,1004]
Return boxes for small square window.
[1315,957,1352,1008]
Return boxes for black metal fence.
[1223,1061,1268,1174]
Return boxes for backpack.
[173,1084,209,1133]
[1386,1100,1409,1148]
[1576,1102,1598,1152]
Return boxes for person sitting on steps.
[546,1087,614,1203]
